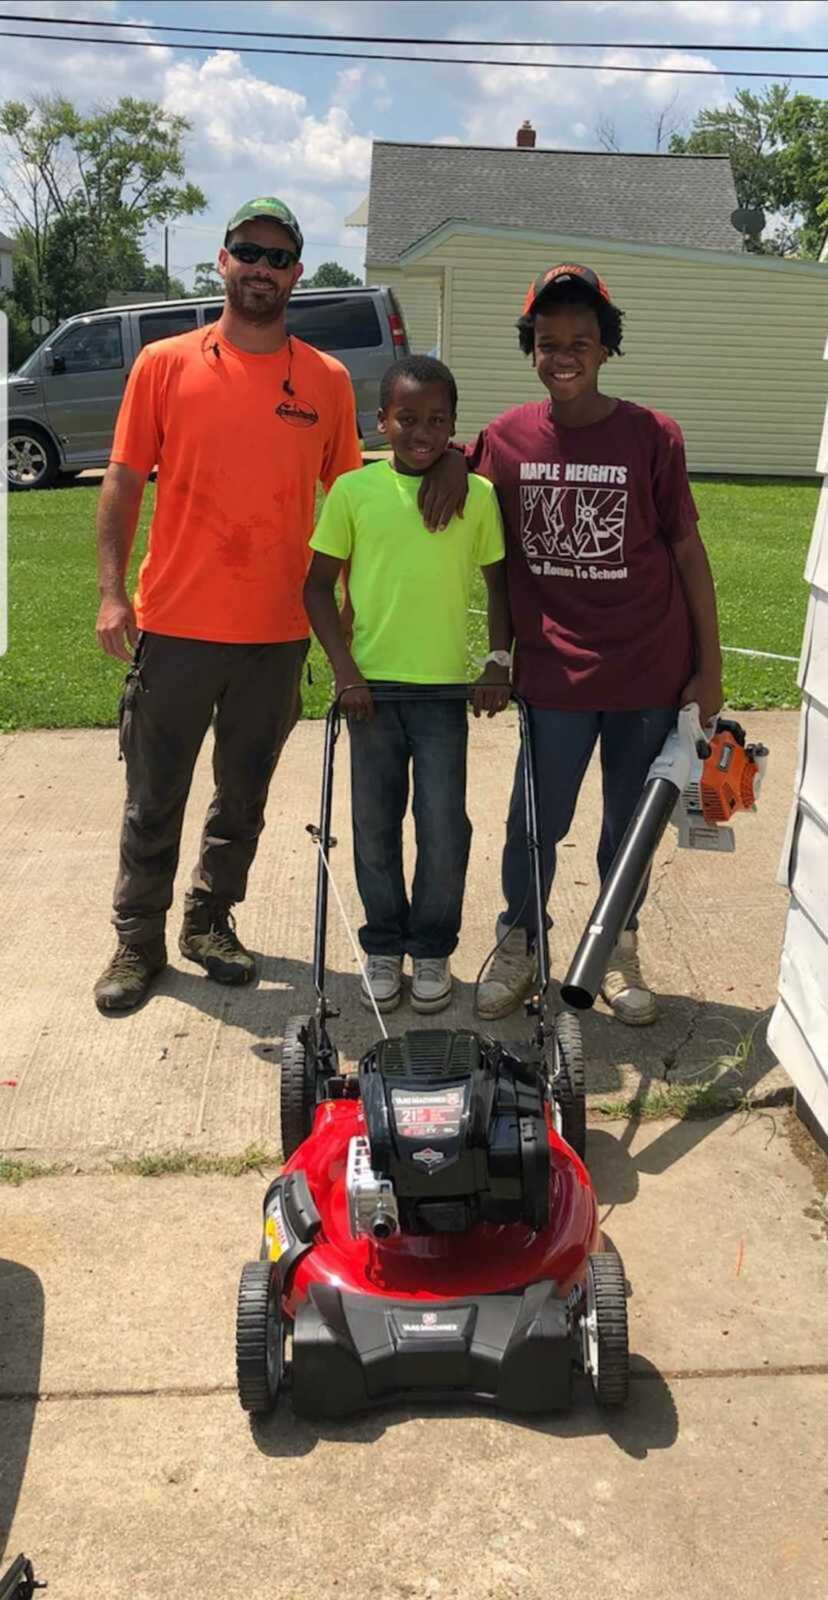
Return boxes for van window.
[286,297,382,351]
[202,304,222,325]
[51,318,123,373]
[139,307,198,347]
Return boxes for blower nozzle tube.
[560,776,679,1011]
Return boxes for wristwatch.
[485,651,512,670]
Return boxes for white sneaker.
[411,957,452,1014]
[601,930,657,1027]
[360,954,402,1013]
[476,918,538,1020]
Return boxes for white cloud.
[566,1,765,27]
[454,40,730,150]
[0,5,172,103]
[775,0,828,29]
[331,66,364,107]
[163,52,371,185]
[540,0,822,36]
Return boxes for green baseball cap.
[224,197,303,255]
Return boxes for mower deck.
[291,1280,574,1418]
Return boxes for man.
[94,197,362,1013]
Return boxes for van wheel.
[7,426,60,490]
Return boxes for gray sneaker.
[94,937,167,1014]
[601,930,657,1026]
[412,957,452,1014]
[179,905,256,985]
[360,954,402,1012]
[476,918,538,1020]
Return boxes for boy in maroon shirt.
[422,264,723,1025]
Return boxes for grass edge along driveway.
[0,474,816,732]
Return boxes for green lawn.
[0,475,816,732]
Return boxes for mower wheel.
[280,1013,319,1159]
[552,1010,586,1160]
[583,1252,629,1407]
[236,1260,283,1414]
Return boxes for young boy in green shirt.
[304,355,511,1014]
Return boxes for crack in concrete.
[3,1364,828,1404]
[661,998,706,1079]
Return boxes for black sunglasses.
[227,241,298,269]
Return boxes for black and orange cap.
[522,263,612,317]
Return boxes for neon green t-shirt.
[310,460,505,683]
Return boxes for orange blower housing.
[699,720,768,825]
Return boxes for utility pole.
[164,225,170,297]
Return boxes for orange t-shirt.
[110,326,362,643]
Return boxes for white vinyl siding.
[769,338,828,1134]
[365,266,440,356]
[377,226,828,475]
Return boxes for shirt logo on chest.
[521,483,627,566]
[275,396,319,428]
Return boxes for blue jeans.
[348,688,472,958]
[502,707,678,940]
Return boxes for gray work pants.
[112,631,307,944]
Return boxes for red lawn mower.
[235,688,629,1421]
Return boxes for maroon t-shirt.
[466,399,696,711]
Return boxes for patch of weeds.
[0,1157,68,1185]
[593,1080,746,1122]
[110,1145,279,1178]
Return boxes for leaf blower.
[560,704,769,1012]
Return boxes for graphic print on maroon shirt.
[522,462,628,570]
[466,399,696,712]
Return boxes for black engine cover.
[358,1029,549,1233]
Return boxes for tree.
[669,85,828,256]
[304,260,361,288]
[773,93,828,257]
[192,260,223,296]
[595,92,684,156]
[1,287,38,368]
[0,94,206,320]
[135,263,186,299]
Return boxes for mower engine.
[350,1029,549,1238]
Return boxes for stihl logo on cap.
[523,264,611,315]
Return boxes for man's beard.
[224,274,291,326]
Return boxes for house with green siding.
[354,135,827,476]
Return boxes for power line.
[0,13,826,53]
[1,24,828,79]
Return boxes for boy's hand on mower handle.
[472,664,511,719]
[418,448,469,532]
[335,670,374,722]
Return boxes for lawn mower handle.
[311,687,550,1026]
[0,1553,46,1599]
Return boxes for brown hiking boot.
[94,937,167,1014]
[179,904,256,985]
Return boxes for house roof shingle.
[366,142,740,262]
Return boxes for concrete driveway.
[0,710,795,1163]
[2,709,827,1599]
[2,1111,826,1599]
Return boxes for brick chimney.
[516,120,536,149]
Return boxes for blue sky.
[1,0,827,284]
